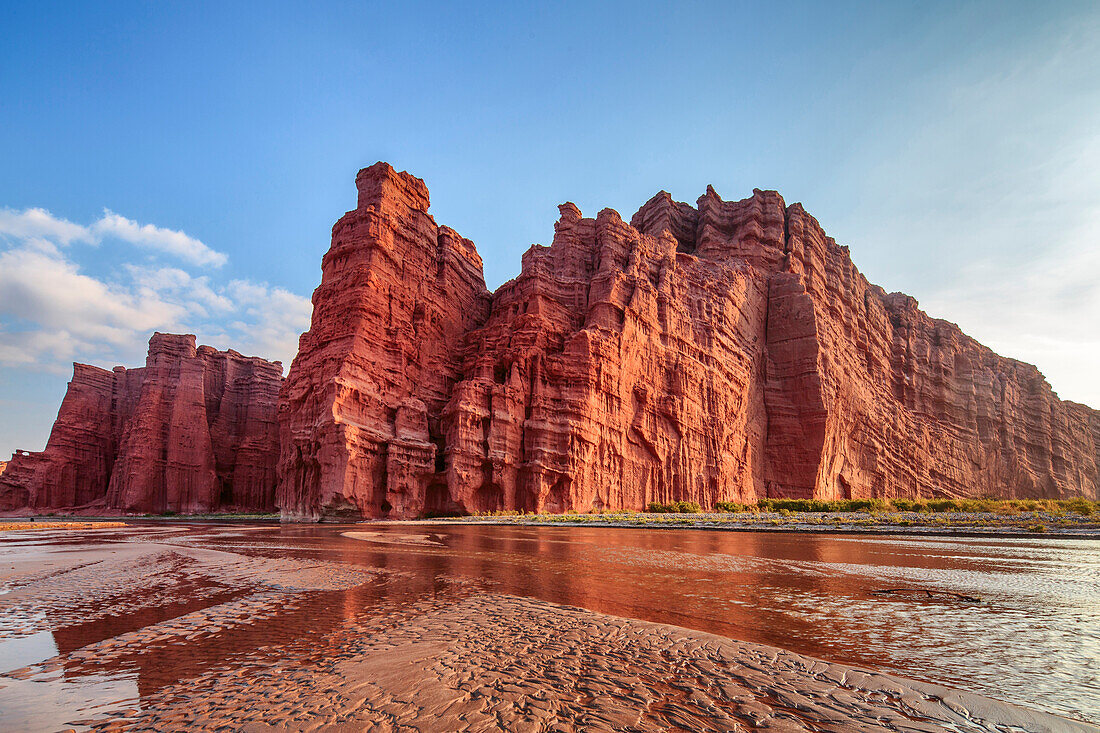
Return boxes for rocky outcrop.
[0,453,38,511]
[276,162,491,520]
[444,199,771,514]
[278,164,1100,520]
[760,202,1100,502]
[0,334,283,514]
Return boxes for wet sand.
[71,594,1092,732]
[1,525,1095,731]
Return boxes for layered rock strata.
[278,164,1100,520]
[277,162,491,520]
[0,334,283,513]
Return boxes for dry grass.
[0,521,127,532]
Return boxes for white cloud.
[0,330,83,375]
[0,207,92,246]
[0,208,310,378]
[0,247,188,349]
[124,265,235,317]
[223,279,313,366]
[94,210,227,268]
[0,206,227,268]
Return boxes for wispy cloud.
[0,246,187,353]
[94,210,227,267]
[0,206,228,267]
[922,196,1100,405]
[0,203,95,255]
[0,207,93,248]
[0,207,310,376]
[222,279,313,365]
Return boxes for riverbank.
[4,497,1098,538]
[0,520,127,532]
[0,509,279,521]
[0,527,1092,731]
[421,508,1100,538]
[7,510,1098,539]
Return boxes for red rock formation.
[0,453,37,512]
[277,162,491,520]
[0,334,282,514]
[278,164,1100,520]
[763,202,1100,501]
[445,199,772,514]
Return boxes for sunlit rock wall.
[0,333,282,513]
[272,163,1100,519]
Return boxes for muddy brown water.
[1,521,1098,727]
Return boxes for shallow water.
[1,521,1098,726]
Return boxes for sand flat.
[57,592,1094,731]
[0,525,1095,731]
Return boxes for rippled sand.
[0,528,1092,732]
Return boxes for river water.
[1,522,1098,726]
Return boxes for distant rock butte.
[275,163,1100,520]
[0,334,283,514]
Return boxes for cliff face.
[0,333,283,514]
[444,199,771,514]
[277,165,1100,520]
[276,162,491,520]
[764,203,1100,501]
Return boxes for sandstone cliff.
[277,162,491,520]
[0,333,283,514]
[277,165,1100,520]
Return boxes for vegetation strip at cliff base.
[417,499,1100,537]
[0,521,127,532]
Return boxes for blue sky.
[2,0,1099,456]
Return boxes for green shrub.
[647,501,702,514]
[1062,498,1095,516]
[722,496,1097,518]
[755,498,889,513]
[757,498,827,512]
[846,498,888,512]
